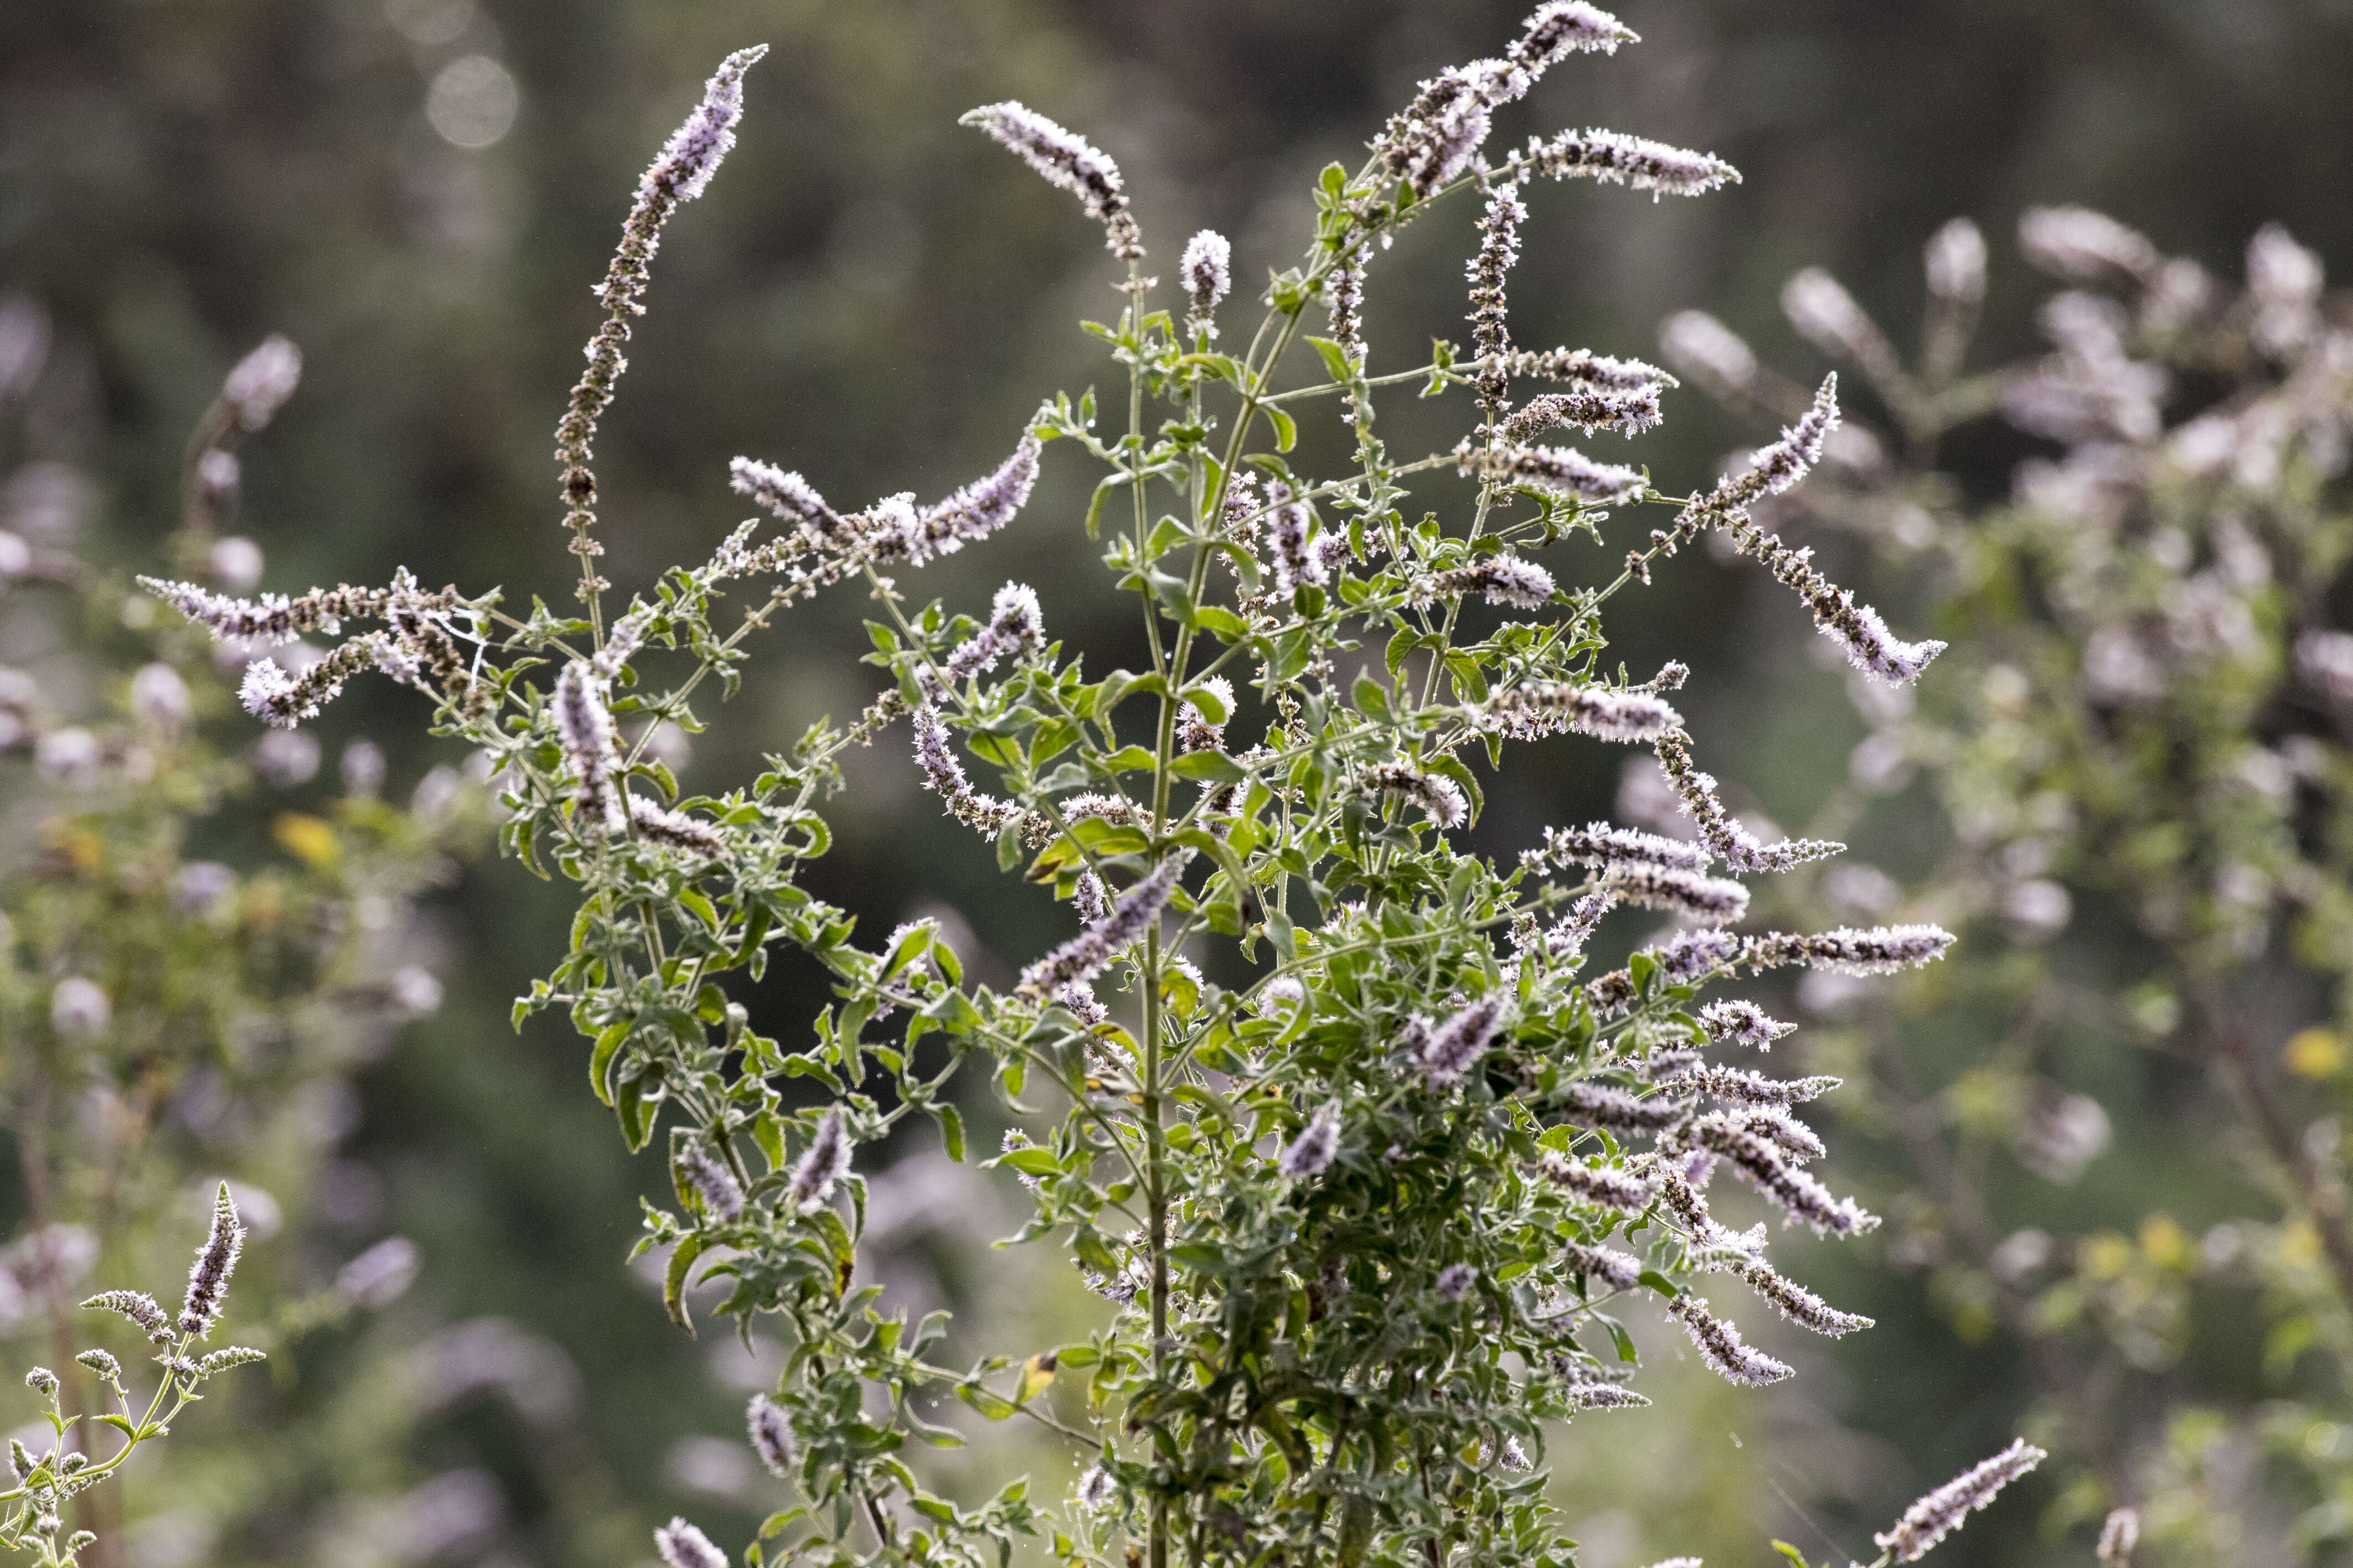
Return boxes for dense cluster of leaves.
[126,14,2046,1568]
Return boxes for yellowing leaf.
[273,813,339,870]
[2139,1213,2189,1270]
[2080,1230,2133,1279]
[41,819,102,872]
[1016,1352,1057,1406]
[2285,1027,2344,1079]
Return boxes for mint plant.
[136,11,2040,1566]
[0,301,483,1565]
[3,1187,261,1565]
[1663,205,2353,1564]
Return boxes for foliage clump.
[125,12,2046,1568]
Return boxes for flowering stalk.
[558,47,767,623]
[3,1193,266,1562]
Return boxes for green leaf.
[1195,606,1248,641]
[1262,404,1298,452]
[664,1234,705,1334]
[1265,908,1296,961]
[918,989,984,1036]
[1143,514,1191,562]
[589,1015,631,1093]
[616,1073,659,1152]
[1179,352,1246,385]
[1637,1270,1681,1298]
[1169,1241,1232,1276]
[936,1103,966,1162]
[1771,1543,1814,1568]
[1084,472,1132,540]
[1171,750,1247,784]
[994,1147,1062,1177]
[1178,680,1230,723]
[1306,335,1355,382]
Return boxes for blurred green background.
[6,0,2352,1563]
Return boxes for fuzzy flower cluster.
[1279,1102,1341,1178]
[1744,923,1956,975]
[962,101,1143,260]
[1411,555,1556,609]
[1675,374,1842,534]
[1601,861,1751,922]
[1536,1148,1655,1212]
[1364,762,1470,830]
[911,702,1033,837]
[1652,730,1845,873]
[1667,1292,1791,1386]
[1669,1112,1876,1236]
[629,794,728,858]
[1498,386,1663,442]
[730,458,847,536]
[747,1393,796,1477]
[558,47,767,567]
[141,572,462,647]
[1458,438,1644,504]
[1178,675,1234,753]
[1730,1255,1874,1337]
[1468,185,1528,416]
[1872,1440,2047,1562]
[1375,2,1635,198]
[943,581,1046,680]
[1483,681,1680,743]
[1416,995,1510,1087]
[655,1517,730,1568]
[679,1143,746,1220]
[1534,820,1710,874]
[713,431,1044,604]
[554,659,628,835]
[223,335,303,431]
[1698,998,1794,1050]
[1655,1064,1839,1110]
[1503,127,1738,198]
[787,1110,852,1214]
[1016,853,1190,1000]
[1262,480,1341,596]
[1480,345,1671,392]
[177,1183,247,1339]
[1183,229,1231,337]
[1728,519,1948,684]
